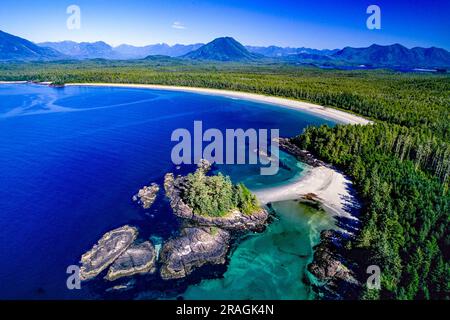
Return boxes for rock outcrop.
[308,230,361,299]
[80,225,138,281]
[164,172,268,231]
[160,227,230,280]
[276,137,326,167]
[133,183,159,209]
[106,241,157,281]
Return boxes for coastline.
[0,81,28,84]
[62,83,364,223]
[2,80,362,222]
[2,80,363,224]
[62,83,372,125]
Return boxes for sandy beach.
[0,81,28,84]
[64,83,372,125]
[254,165,358,220]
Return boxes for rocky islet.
[79,161,268,283]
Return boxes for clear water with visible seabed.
[183,201,335,300]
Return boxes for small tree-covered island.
[79,160,269,283]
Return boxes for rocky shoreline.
[308,230,361,299]
[276,137,326,167]
[77,146,360,298]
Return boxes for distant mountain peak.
[182,37,261,61]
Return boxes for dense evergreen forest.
[293,124,449,299]
[180,169,260,217]
[0,61,448,299]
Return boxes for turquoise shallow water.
[215,150,308,190]
[183,200,336,300]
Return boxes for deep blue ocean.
[0,84,336,299]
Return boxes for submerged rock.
[160,227,230,280]
[105,279,136,292]
[79,225,138,281]
[106,241,157,281]
[133,183,159,209]
[164,173,268,231]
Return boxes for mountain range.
[333,44,450,68]
[1,30,449,68]
[38,40,116,59]
[37,37,334,61]
[39,40,204,59]
[114,43,204,59]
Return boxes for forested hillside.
[293,124,449,299]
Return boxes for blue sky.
[0,0,449,49]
